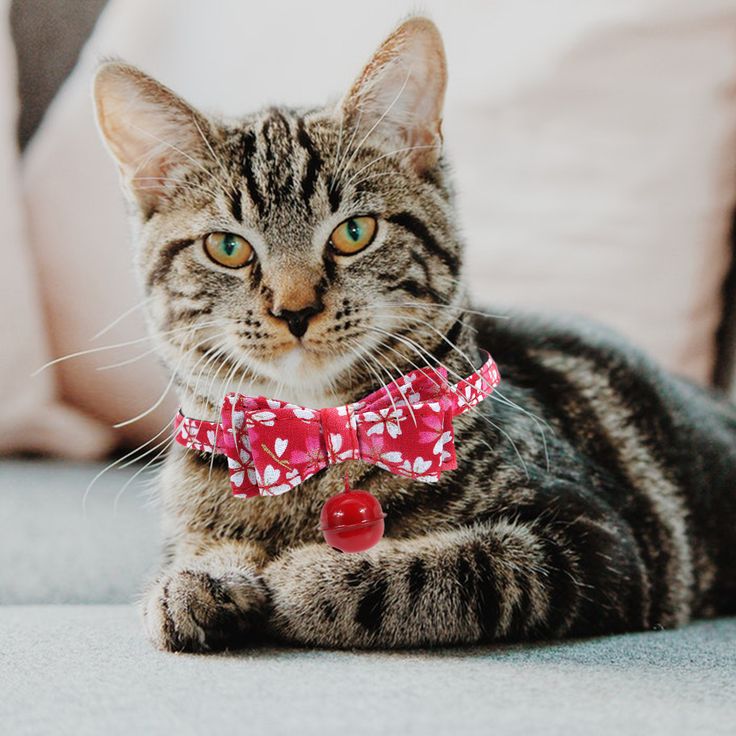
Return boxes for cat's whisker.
[81,414,177,514]
[337,68,413,184]
[330,107,363,192]
[379,312,550,468]
[200,348,241,480]
[128,121,223,195]
[190,341,229,403]
[344,144,436,189]
[363,334,441,385]
[385,300,510,322]
[113,330,217,428]
[367,323,540,473]
[97,345,160,371]
[231,349,258,397]
[113,435,177,515]
[32,320,220,376]
[359,347,404,414]
[117,425,179,470]
[344,340,399,416]
[90,297,153,341]
[394,314,478,374]
[476,433,530,481]
[129,175,221,201]
[491,390,551,472]
[366,324,528,466]
[199,347,232,409]
[350,335,423,425]
[191,115,232,187]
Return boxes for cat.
[93,16,736,651]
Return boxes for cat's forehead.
[222,106,340,186]
[217,106,381,243]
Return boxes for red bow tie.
[175,353,500,497]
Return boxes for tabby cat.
[93,17,736,651]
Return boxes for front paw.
[141,568,268,652]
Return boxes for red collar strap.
[175,353,500,498]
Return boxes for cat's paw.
[141,567,268,652]
[264,543,390,648]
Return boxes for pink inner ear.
[95,64,208,205]
[340,19,447,171]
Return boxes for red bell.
[319,474,386,553]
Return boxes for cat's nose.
[270,304,323,338]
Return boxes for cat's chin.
[241,344,356,399]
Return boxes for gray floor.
[2,606,735,736]
[1,458,159,604]
[2,459,735,735]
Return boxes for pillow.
[20,0,736,452]
[0,0,111,458]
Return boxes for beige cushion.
[0,0,111,457]
[19,0,736,452]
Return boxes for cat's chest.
[159,448,394,551]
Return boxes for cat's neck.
[177,378,360,422]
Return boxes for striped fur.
[94,18,736,652]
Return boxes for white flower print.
[433,430,452,456]
[250,411,276,426]
[274,438,289,457]
[262,464,281,486]
[230,409,245,429]
[292,407,316,420]
[329,433,343,453]
[227,448,252,488]
[413,456,432,474]
[364,408,406,439]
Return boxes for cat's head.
[93,17,470,410]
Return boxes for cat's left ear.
[340,16,447,173]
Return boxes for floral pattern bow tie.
[174,353,500,497]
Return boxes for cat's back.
[474,308,736,615]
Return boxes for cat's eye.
[204,232,254,268]
[329,216,377,256]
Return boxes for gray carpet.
[2,606,735,736]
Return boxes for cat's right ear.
[93,62,210,213]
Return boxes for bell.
[319,474,386,553]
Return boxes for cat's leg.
[141,537,270,652]
[264,496,655,648]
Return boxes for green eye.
[329,216,377,255]
[204,232,254,268]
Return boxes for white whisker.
[90,297,153,341]
[32,320,220,376]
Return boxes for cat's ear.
[93,61,211,213]
[340,17,447,172]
